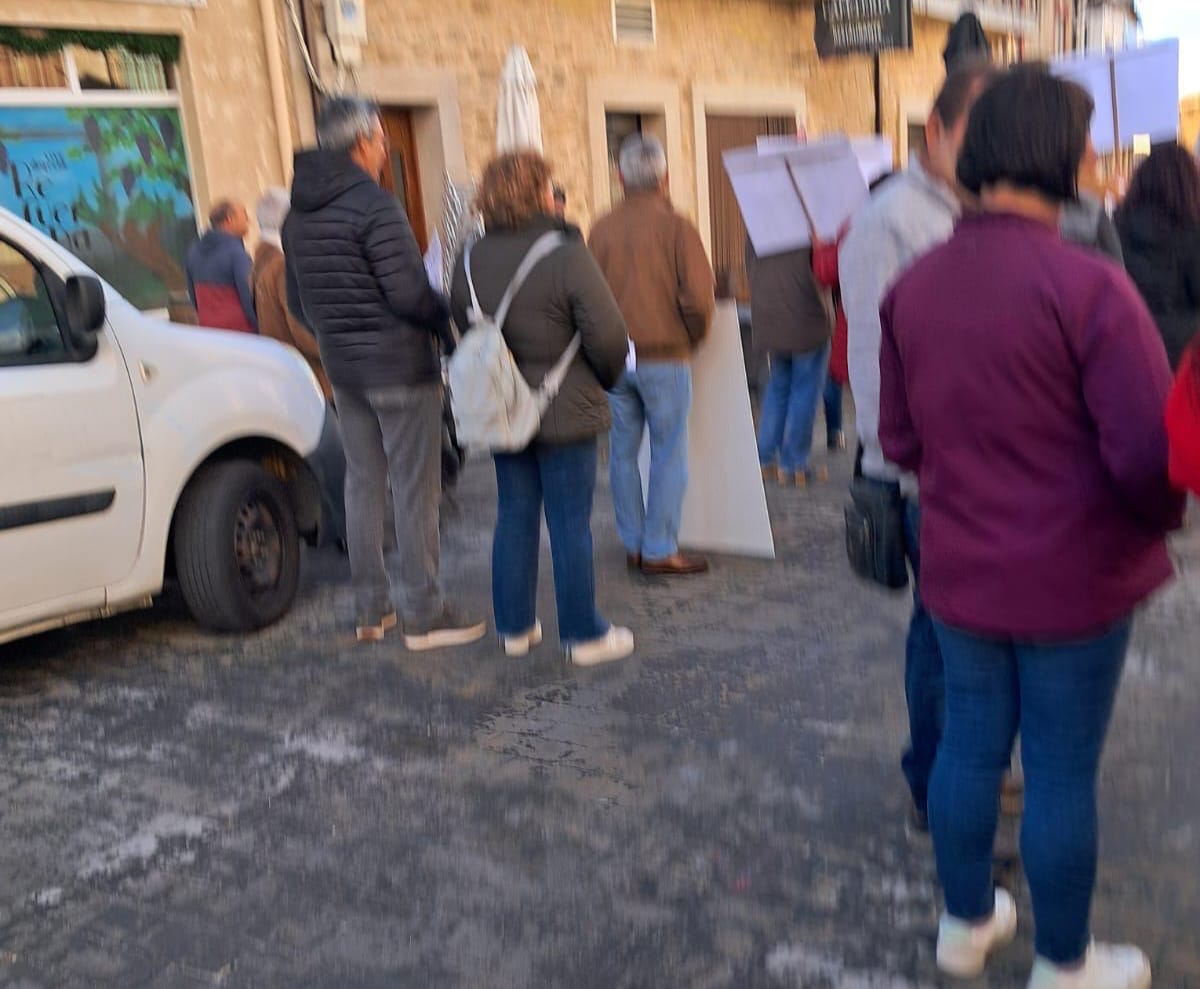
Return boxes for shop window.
[0,30,176,93]
[70,46,170,93]
[0,47,66,88]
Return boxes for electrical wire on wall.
[283,0,329,96]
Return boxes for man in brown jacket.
[589,135,715,576]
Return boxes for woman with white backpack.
[449,152,635,665]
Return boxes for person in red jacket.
[1167,343,1200,494]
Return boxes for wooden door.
[706,114,794,300]
[379,108,429,253]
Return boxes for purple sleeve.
[878,289,921,473]
[1077,276,1185,532]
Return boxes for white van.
[0,207,329,645]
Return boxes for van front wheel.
[174,460,301,631]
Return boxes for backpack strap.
[464,231,565,330]
[538,333,582,405]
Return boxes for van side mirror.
[65,274,106,338]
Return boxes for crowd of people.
[178,58,1200,989]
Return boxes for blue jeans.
[608,362,692,560]
[823,378,843,441]
[929,619,1132,965]
[757,346,830,473]
[493,440,608,645]
[902,501,945,814]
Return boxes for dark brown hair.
[957,64,1094,203]
[931,60,999,129]
[1121,142,1200,229]
[209,200,240,228]
[477,152,553,230]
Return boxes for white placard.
[1052,51,1117,155]
[637,301,775,559]
[1115,39,1180,146]
[724,147,813,255]
[849,135,895,186]
[784,141,870,242]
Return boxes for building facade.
[1,0,1063,310]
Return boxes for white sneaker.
[1028,942,1151,989]
[565,626,634,666]
[502,621,543,658]
[937,887,1018,978]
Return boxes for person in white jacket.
[839,61,995,835]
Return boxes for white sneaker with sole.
[937,887,1018,978]
[565,626,634,666]
[1027,942,1151,989]
[502,621,543,658]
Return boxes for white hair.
[256,186,290,237]
[618,134,667,193]
[317,96,380,152]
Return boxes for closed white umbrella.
[496,45,543,153]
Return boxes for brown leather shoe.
[640,552,709,576]
[626,553,642,570]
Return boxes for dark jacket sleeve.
[1078,277,1185,532]
[284,246,312,332]
[674,217,716,347]
[362,193,450,333]
[562,242,629,391]
[449,251,471,342]
[231,247,258,330]
[1184,232,1200,308]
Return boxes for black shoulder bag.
[844,445,909,591]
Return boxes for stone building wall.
[357,0,970,232]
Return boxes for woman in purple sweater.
[879,66,1183,989]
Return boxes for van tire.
[174,460,301,631]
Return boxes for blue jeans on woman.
[757,345,830,473]
[929,619,1133,965]
[493,439,608,645]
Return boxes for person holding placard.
[840,62,996,838]
[746,238,833,488]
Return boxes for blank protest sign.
[724,147,812,255]
[784,141,870,242]
[1115,40,1180,146]
[1052,52,1117,155]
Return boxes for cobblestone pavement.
[1,448,1197,988]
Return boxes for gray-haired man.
[283,96,485,648]
[589,135,716,576]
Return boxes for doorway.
[379,107,429,252]
[705,114,793,300]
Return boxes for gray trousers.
[333,381,446,624]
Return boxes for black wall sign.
[815,0,914,58]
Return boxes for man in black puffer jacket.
[283,96,485,650]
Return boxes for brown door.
[379,107,429,253]
[706,114,794,300]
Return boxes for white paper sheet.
[785,141,870,242]
[1052,51,1117,155]
[423,230,444,292]
[849,135,895,186]
[724,147,813,255]
[1115,40,1180,145]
